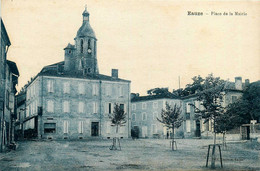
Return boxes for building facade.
[22,7,131,140]
[131,95,182,138]
[131,77,249,139]
[182,77,248,139]
[0,19,19,152]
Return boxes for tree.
[191,74,225,168]
[108,103,127,150]
[157,102,183,150]
[214,105,244,149]
[240,81,260,123]
[173,75,205,97]
[147,87,172,96]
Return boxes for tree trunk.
[211,119,216,168]
[172,125,175,142]
[222,132,226,149]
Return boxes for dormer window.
[80,39,84,53]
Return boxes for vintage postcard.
[0,0,259,170]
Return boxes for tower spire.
[82,5,90,22]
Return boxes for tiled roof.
[224,81,245,91]
[131,94,180,102]
[39,62,130,83]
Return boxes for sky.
[1,0,260,95]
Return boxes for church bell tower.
[64,6,99,74]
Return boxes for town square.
[0,0,259,170]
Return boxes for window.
[78,83,85,95]
[6,91,9,108]
[142,112,147,121]
[106,122,111,134]
[186,120,191,133]
[119,104,125,112]
[47,100,54,113]
[93,102,98,113]
[153,111,158,120]
[63,121,69,134]
[142,102,147,109]
[132,113,136,121]
[87,39,91,54]
[63,101,70,113]
[44,123,56,133]
[186,103,191,113]
[119,86,123,97]
[153,102,158,109]
[152,124,157,134]
[78,121,84,134]
[92,84,98,96]
[195,101,200,110]
[47,80,54,93]
[106,85,111,96]
[201,119,205,132]
[78,102,84,113]
[63,82,70,94]
[231,96,238,103]
[80,39,84,53]
[132,104,136,110]
[108,103,112,114]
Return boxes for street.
[0,139,259,170]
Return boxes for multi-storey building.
[0,19,19,152]
[131,77,250,139]
[14,91,26,140]
[22,7,131,140]
[182,77,249,139]
[131,94,182,138]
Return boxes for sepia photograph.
[0,0,259,170]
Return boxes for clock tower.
[64,6,99,74]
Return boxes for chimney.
[235,77,242,90]
[245,79,250,87]
[111,69,118,78]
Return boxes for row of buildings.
[131,77,250,140]
[1,6,256,149]
[0,19,20,152]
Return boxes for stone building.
[14,92,26,140]
[0,19,20,151]
[131,94,182,138]
[131,77,249,139]
[23,7,131,140]
[182,77,249,139]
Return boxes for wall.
[34,76,130,139]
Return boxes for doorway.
[91,122,99,136]
[195,120,201,137]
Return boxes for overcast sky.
[2,0,260,95]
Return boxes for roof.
[76,21,96,38]
[39,61,130,83]
[1,19,11,46]
[224,81,245,92]
[131,94,180,102]
[76,8,96,39]
[7,60,19,76]
[64,43,75,50]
